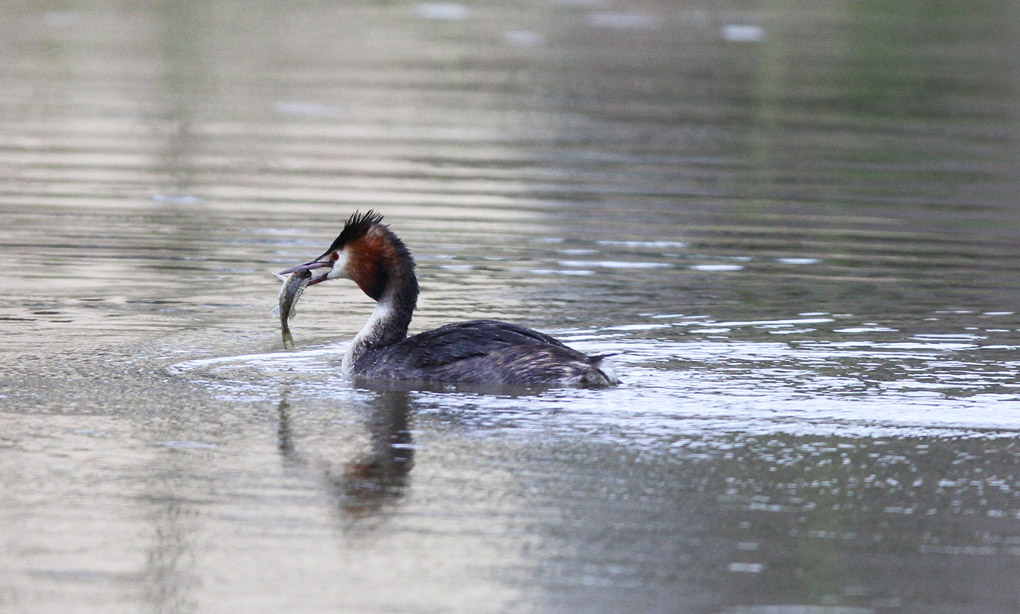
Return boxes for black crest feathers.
[319,210,384,259]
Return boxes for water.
[2,1,1020,612]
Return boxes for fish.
[275,269,312,348]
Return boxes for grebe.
[277,211,618,387]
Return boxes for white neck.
[341,293,409,375]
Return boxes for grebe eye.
[331,252,339,261]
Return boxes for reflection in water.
[141,437,204,614]
[328,391,415,519]
[143,488,200,614]
[136,390,416,613]
[154,0,204,198]
[277,389,414,519]
[276,394,298,462]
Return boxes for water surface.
[2,1,1019,613]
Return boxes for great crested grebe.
[277,211,618,387]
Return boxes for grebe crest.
[278,211,618,387]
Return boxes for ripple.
[768,328,817,335]
[691,264,743,272]
[154,440,218,450]
[559,260,671,269]
[588,12,659,29]
[152,194,202,204]
[528,268,595,276]
[835,326,898,333]
[596,240,688,249]
[504,30,544,47]
[603,323,670,331]
[722,603,873,607]
[720,24,765,42]
[416,3,468,20]
[169,331,1020,443]
[726,562,764,573]
[776,257,820,265]
[679,317,834,327]
[273,101,347,117]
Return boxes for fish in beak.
[277,259,332,286]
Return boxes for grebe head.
[278,211,415,302]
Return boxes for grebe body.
[278,212,618,387]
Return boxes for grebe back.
[278,211,618,387]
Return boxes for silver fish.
[276,269,312,348]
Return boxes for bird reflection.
[276,389,414,518]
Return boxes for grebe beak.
[277,259,332,285]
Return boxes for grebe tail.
[278,211,619,387]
